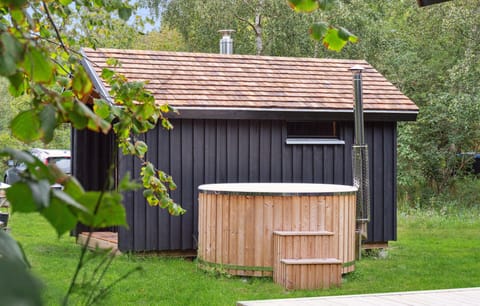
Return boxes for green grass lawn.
[9,210,480,305]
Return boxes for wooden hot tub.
[197,183,357,278]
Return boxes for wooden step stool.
[278,258,342,290]
[273,231,342,290]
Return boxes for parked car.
[4,148,71,185]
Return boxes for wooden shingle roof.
[82,48,418,120]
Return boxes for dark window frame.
[285,121,345,145]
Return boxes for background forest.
[1,0,479,209]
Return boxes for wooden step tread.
[273,230,334,236]
[281,258,342,265]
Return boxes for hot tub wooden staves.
[197,183,356,285]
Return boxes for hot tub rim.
[198,183,358,197]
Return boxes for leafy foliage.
[0,0,478,304]
[389,1,480,196]
[0,202,43,305]
[0,78,71,176]
[0,0,185,217]
[149,0,357,56]
[287,0,358,51]
[290,0,480,199]
[64,6,186,51]
[0,0,185,304]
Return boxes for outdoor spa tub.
[197,183,357,277]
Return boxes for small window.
[287,121,337,138]
[286,121,344,145]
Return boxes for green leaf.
[134,140,148,158]
[6,182,38,213]
[9,8,25,25]
[94,99,112,120]
[10,110,41,143]
[27,180,51,209]
[118,7,132,21]
[51,189,88,212]
[323,27,348,52]
[309,22,329,41]
[1,0,29,8]
[137,103,155,121]
[7,72,26,97]
[338,27,358,43]
[69,102,89,130]
[72,99,111,133]
[39,26,51,39]
[159,104,178,115]
[141,162,156,179]
[101,68,115,81]
[0,259,43,306]
[99,118,112,134]
[72,65,93,100]
[118,173,141,192]
[39,104,57,143]
[106,58,120,67]
[57,76,70,87]
[287,0,319,12]
[62,176,86,199]
[161,118,173,130]
[41,196,78,236]
[318,0,336,10]
[0,230,29,267]
[0,32,24,76]
[77,192,127,228]
[59,0,72,5]
[23,47,55,83]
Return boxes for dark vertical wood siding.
[72,129,115,191]
[116,119,397,252]
[71,128,116,234]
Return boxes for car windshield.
[47,157,71,174]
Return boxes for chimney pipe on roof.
[219,29,235,55]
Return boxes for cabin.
[75,48,418,253]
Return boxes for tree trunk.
[254,13,263,55]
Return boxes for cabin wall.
[72,128,116,233]
[117,119,397,252]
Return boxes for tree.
[135,27,186,51]
[64,7,186,51]
[389,0,480,193]
[288,0,480,196]
[143,0,357,56]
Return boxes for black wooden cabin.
[75,49,418,252]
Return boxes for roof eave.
[80,48,112,104]
[168,107,418,122]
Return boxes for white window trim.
[285,138,345,145]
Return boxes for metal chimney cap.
[349,65,365,74]
[219,29,235,37]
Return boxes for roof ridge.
[82,47,368,64]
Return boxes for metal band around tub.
[197,258,274,272]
